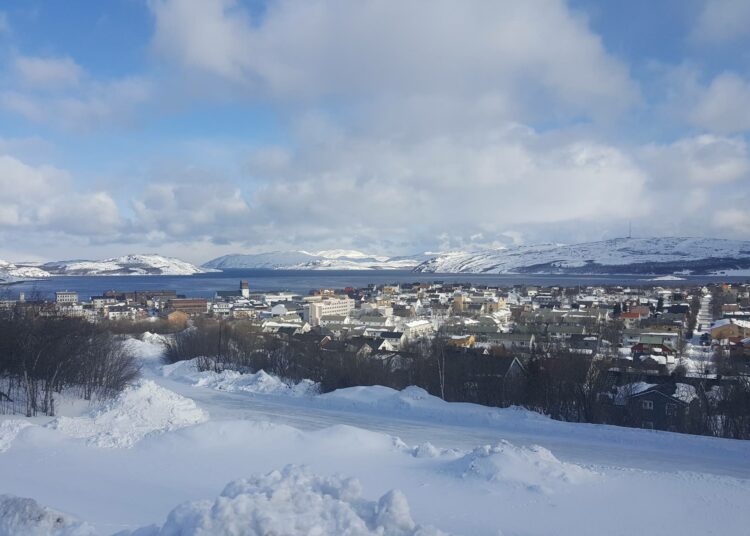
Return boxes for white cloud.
[0,77,152,131]
[14,56,83,88]
[0,12,9,34]
[240,121,649,250]
[639,135,750,185]
[692,0,750,45]
[689,73,750,134]
[714,208,750,235]
[149,0,638,122]
[0,154,121,236]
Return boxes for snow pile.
[448,441,596,493]
[0,420,33,453]
[130,465,447,536]
[162,358,319,397]
[122,334,166,362]
[0,495,94,536]
[48,380,207,448]
[318,385,546,428]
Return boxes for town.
[3,279,749,438]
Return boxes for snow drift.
[126,465,447,536]
[0,420,33,453]
[0,495,94,536]
[161,358,320,397]
[48,380,207,448]
[448,441,596,493]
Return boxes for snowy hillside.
[415,237,750,275]
[0,260,50,283]
[1,338,749,535]
[203,250,430,271]
[34,254,210,276]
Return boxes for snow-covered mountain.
[203,250,430,271]
[414,237,750,275]
[36,254,209,276]
[0,260,51,283]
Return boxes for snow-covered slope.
[0,260,50,283]
[203,250,430,271]
[35,254,209,276]
[415,237,750,275]
[1,336,750,535]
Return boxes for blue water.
[2,269,748,300]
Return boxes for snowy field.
[1,334,750,535]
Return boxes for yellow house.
[447,335,476,348]
[711,319,750,341]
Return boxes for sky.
[0,0,749,264]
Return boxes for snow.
[447,441,597,493]
[0,420,33,452]
[416,237,750,274]
[162,358,319,397]
[649,275,686,281]
[0,495,95,536]
[202,251,429,271]
[0,259,50,282]
[123,465,445,536]
[37,255,209,276]
[2,335,750,535]
[48,380,208,448]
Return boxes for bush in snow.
[0,495,94,536]
[127,465,448,536]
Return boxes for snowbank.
[448,441,596,493]
[48,380,207,448]
[318,385,548,428]
[0,495,94,536]
[126,465,447,536]
[162,358,319,397]
[122,333,168,362]
[0,419,32,453]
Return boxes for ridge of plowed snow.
[448,441,597,493]
[161,358,319,397]
[0,420,33,453]
[48,379,207,448]
[125,465,448,536]
[0,494,94,536]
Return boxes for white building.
[304,297,355,326]
[55,291,79,304]
[402,319,434,340]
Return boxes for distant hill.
[414,237,750,275]
[1,255,210,281]
[203,250,430,271]
[0,260,51,284]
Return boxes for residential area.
[2,279,749,438]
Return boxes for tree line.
[0,308,139,417]
[164,318,750,439]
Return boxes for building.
[55,291,79,304]
[167,298,208,316]
[304,297,355,326]
[402,319,433,340]
[711,319,750,341]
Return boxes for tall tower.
[240,280,250,298]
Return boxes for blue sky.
[0,0,748,263]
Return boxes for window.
[642,421,654,429]
[642,400,654,410]
[665,403,677,416]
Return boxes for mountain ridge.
[414,237,750,275]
